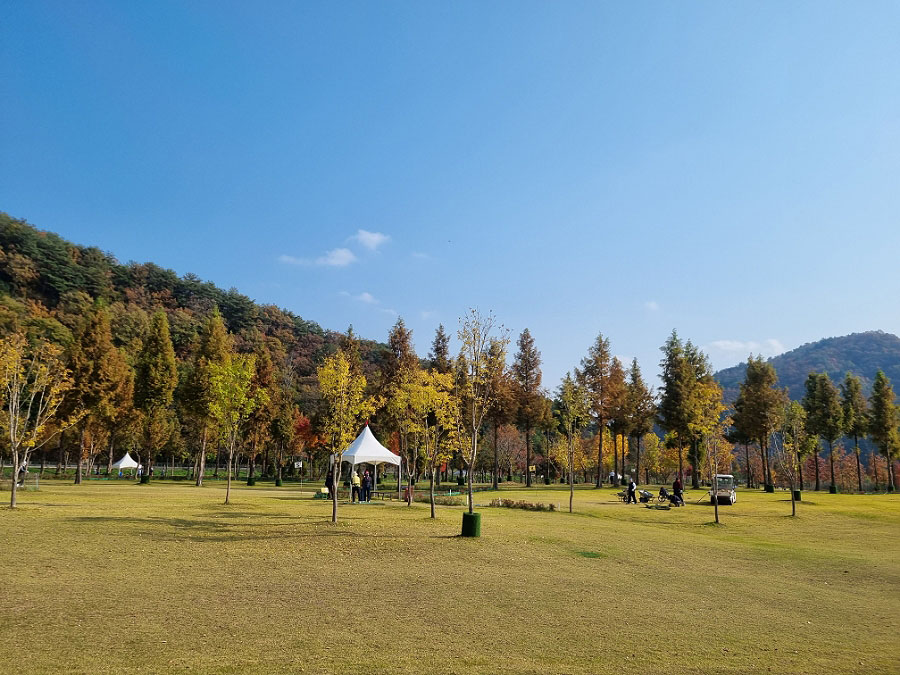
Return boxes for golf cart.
[710,474,736,505]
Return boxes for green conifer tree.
[134,311,177,483]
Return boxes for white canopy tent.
[338,425,401,498]
[111,453,139,470]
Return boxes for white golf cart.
[710,474,736,505]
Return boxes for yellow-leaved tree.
[209,354,265,505]
[317,350,378,523]
[456,310,509,516]
[0,334,81,508]
[415,370,458,518]
[557,372,589,513]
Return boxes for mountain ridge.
[714,330,900,402]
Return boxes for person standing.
[361,470,371,503]
[673,476,684,506]
[627,476,637,504]
[351,470,361,503]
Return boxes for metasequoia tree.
[607,357,628,483]
[803,373,843,492]
[733,355,784,491]
[456,309,508,513]
[579,332,612,487]
[133,311,177,483]
[625,358,655,485]
[512,328,542,488]
[183,311,230,486]
[209,354,263,505]
[868,370,897,492]
[427,324,452,374]
[68,306,131,484]
[486,345,516,489]
[245,344,276,481]
[657,331,691,483]
[317,350,377,522]
[557,372,589,513]
[382,318,419,497]
[840,372,868,492]
[0,334,79,508]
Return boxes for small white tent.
[339,425,401,497]
[111,453,139,470]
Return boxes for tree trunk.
[213,446,220,478]
[56,432,64,475]
[331,455,338,523]
[225,441,234,505]
[872,447,880,491]
[635,435,641,487]
[196,428,208,487]
[595,422,604,487]
[429,469,436,519]
[568,438,574,514]
[887,455,896,492]
[797,459,804,491]
[492,422,499,489]
[677,443,684,483]
[790,477,796,517]
[691,440,700,489]
[829,440,836,491]
[9,448,20,508]
[39,451,46,479]
[744,444,752,488]
[467,435,476,514]
[74,427,85,485]
[106,434,115,475]
[814,445,821,491]
[713,473,719,524]
[854,436,862,493]
[525,422,532,487]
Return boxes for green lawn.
[2,481,898,674]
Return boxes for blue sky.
[2,1,899,388]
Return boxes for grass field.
[2,480,899,674]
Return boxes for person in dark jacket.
[672,476,684,506]
[627,477,637,504]
[361,470,372,502]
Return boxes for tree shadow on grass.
[65,514,414,543]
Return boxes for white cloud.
[420,310,436,320]
[644,300,660,311]
[278,254,304,265]
[381,308,398,317]
[707,339,786,358]
[279,248,357,267]
[411,251,430,260]
[316,248,357,267]
[352,229,390,251]
[340,291,378,304]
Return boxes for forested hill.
[0,213,390,402]
[714,331,900,402]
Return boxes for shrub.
[413,493,463,506]
[488,498,556,512]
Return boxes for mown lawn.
[2,480,898,674]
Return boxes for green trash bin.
[461,512,481,538]
[793,490,802,501]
